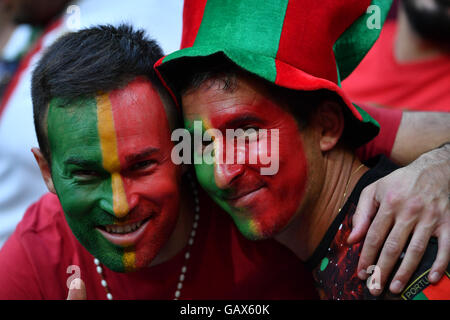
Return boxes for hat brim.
[155,48,379,147]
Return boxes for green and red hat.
[155,0,393,146]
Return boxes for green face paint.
[48,96,123,268]
[186,118,259,238]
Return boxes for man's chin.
[230,216,267,241]
[82,238,154,273]
[91,250,157,273]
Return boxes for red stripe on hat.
[180,0,208,49]
[0,18,63,119]
[275,0,371,83]
[154,57,180,109]
[274,59,363,121]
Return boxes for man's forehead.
[182,79,289,125]
[47,78,172,159]
[48,78,167,126]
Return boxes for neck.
[394,6,446,63]
[275,148,367,261]
[148,177,194,267]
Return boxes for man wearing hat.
[156,0,449,299]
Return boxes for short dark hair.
[32,24,164,163]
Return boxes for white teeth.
[103,220,145,234]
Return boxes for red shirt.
[342,21,450,112]
[0,192,317,300]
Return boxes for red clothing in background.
[0,192,317,300]
[343,22,450,112]
[356,104,402,161]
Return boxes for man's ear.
[31,147,56,194]
[312,100,345,152]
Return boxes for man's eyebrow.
[124,147,160,163]
[221,114,265,129]
[63,157,99,167]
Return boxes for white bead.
[185,252,190,260]
[175,290,181,298]
[194,214,200,221]
[195,205,200,212]
[101,280,107,287]
[194,197,199,204]
[177,282,183,290]
[190,230,196,237]
[96,266,102,274]
[106,293,113,300]
[193,222,198,229]
[188,238,194,245]
[179,274,185,282]
[181,266,187,273]
[94,258,100,265]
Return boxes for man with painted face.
[155,0,450,299]
[0,24,318,299]
[32,27,185,274]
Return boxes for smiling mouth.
[224,185,265,206]
[95,216,154,247]
[102,218,150,234]
[224,183,265,200]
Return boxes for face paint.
[182,76,309,240]
[48,78,180,272]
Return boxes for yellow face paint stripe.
[123,247,136,272]
[96,93,129,218]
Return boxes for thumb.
[347,184,378,244]
[67,278,86,300]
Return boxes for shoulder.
[0,193,83,299]
[15,193,65,233]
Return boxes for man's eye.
[202,134,215,150]
[129,160,156,171]
[202,140,214,147]
[242,125,260,131]
[72,170,101,181]
[237,127,260,141]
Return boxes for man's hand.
[348,144,450,296]
[67,278,87,300]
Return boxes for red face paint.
[182,75,308,239]
[109,77,180,270]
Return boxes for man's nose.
[213,137,246,189]
[111,173,129,218]
[214,162,244,190]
